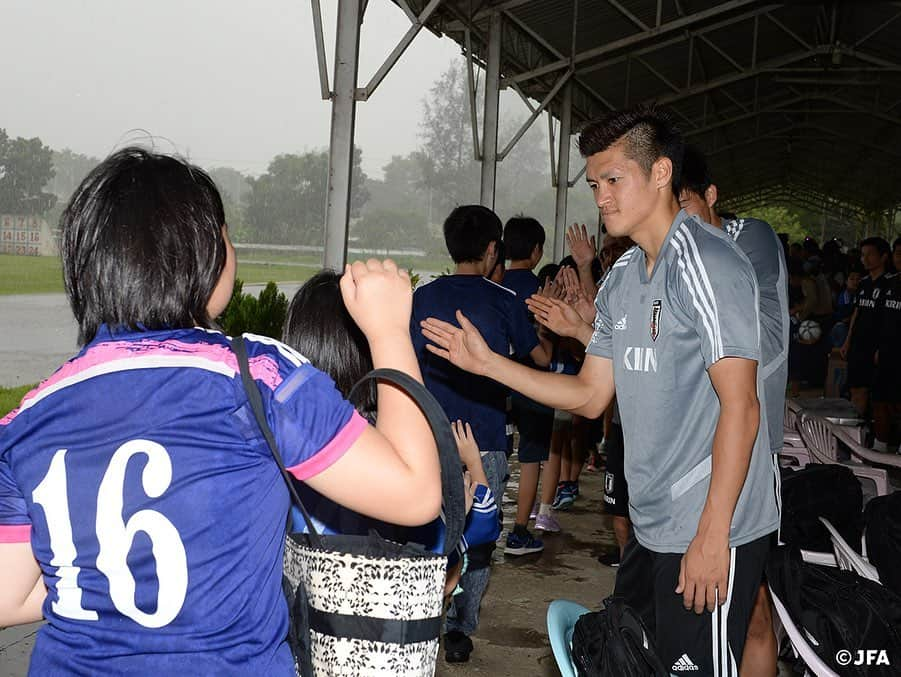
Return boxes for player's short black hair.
[860,236,890,257]
[577,104,684,190]
[283,270,376,414]
[678,145,712,197]
[503,216,546,260]
[443,205,503,263]
[61,147,227,345]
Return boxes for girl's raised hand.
[452,420,481,469]
[340,259,412,342]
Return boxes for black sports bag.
[780,463,862,552]
[767,545,901,676]
[863,491,901,596]
[571,596,667,677]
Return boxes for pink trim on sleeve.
[287,411,369,481]
[0,524,31,543]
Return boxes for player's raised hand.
[566,223,597,268]
[340,259,412,341]
[420,311,494,376]
[526,295,589,340]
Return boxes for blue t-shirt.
[0,326,366,676]
[502,268,540,305]
[412,275,539,451]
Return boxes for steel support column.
[480,11,502,208]
[324,0,362,270]
[553,82,573,261]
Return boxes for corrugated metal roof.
[394,0,901,214]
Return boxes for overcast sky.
[3,1,470,178]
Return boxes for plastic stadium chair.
[783,399,805,448]
[830,424,901,471]
[770,588,839,677]
[779,444,811,468]
[797,413,890,500]
[797,549,837,568]
[547,599,591,677]
[819,517,881,584]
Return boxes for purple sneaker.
[529,501,540,520]
[534,513,561,533]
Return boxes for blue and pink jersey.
[0,326,366,675]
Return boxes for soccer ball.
[798,319,822,344]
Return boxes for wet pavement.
[435,461,619,676]
[0,293,78,388]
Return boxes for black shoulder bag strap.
[347,367,466,556]
[233,336,322,548]
[233,336,466,556]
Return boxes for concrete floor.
[435,463,619,676]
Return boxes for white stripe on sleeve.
[672,236,720,363]
[679,227,725,360]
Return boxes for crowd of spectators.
[786,234,900,450]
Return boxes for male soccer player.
[421,106,779,674]
[871,238,901,451]
[841,237,892,419]
[678,145,789,676]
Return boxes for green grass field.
[0,255,325,295]
[1,252,450,295]
[0,255,65,294]
[0,384,33,418]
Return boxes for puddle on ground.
[480,624,546,648]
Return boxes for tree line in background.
[3,59,896,255]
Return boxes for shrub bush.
[217,279,288,339]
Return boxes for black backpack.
[864,491,901,596]
[767,545,901,676]
[571,596,667,677]
[780,463,862,552]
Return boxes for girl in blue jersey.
[0,148,441,675]
[282,271,501,578]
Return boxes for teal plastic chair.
[547,599,591,677]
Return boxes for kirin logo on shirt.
[623,347,657,372]
[650,300,662,341]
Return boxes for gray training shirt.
[724,218,789,454]
[587,211,780,553]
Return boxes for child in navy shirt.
[411,205,551,663]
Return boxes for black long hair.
[282,270,376,413]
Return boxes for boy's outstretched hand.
[420,310,494,376]
[340,259,412,342]
[526,295,590,342]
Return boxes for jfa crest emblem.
[650,300,662,341]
